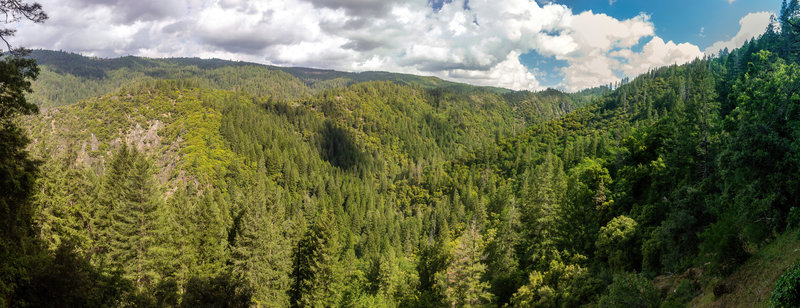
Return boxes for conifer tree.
[485,203,522,305]
[520,151,566,269]
[100,144,162,288]
[154,184,198,288]
[192,191,229,277]
[232,170,291,306]
[289,207,342,307]
[34,148,95,252]
[440,221,492,307]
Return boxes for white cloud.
[13,0,707,91]
[447,50,541,90]
[704,11,772,55]
[618,37,703,77]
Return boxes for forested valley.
[4,1,800,307]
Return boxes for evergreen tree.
[33,148,95,252]
[416,233,451,306]
[556,158,612,258]
[0,2,47,303]
[717,50,800,244]
[153,184,198,289]
[289,207,342,307]
[519,151,565,270]
[485,203,523,306]
[192,191,229,277]
[100,145,162,288]
[440,221,492,307]
[232,171,291,307]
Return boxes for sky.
[14,0,779,91]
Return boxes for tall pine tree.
[100,144,162,288]
[289,207,342,307]
[232,170,291,307]
[440,221,492,307]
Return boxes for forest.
[3,1,800,307]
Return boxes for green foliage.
[416,238,451,305]
[0,122,39,247]
[439,222,492,307]
[231,170,292,306]
[485,203,524,306]
[556,158,613,257]
[32,148,96,252]
[180,272,254,308]
[509,253,598,307]
[661,279,698,308]
[596,272,660,308]
[19,12,800,306]
[0,55,40,117]
[719,50,800,244]
[699,214,749,274]
[788,207,800,230]
[151,278,180,308]
[596,215,638,271]
[100,145,163,288]
[289,208,342,307]
[770,262,800,308]
[0,49,46,306]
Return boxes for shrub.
[770,263,800,308]
[787,207,800,230]
[662,279,697,308]
[699,215,749,274]
[597,272,660,308]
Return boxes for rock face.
[90,133,99,152]
[127,120,163,151]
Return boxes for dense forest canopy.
[3,0,800,307]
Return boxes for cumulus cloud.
[704,11,772,55]
[305,0,407,18]
[71,0,189,23]
[618,37,703,77]
[448,51,540,90]
[14,0,708,91]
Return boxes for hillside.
[690,230,800,307]
[2,4,800,307]
[28,50,518,108]
[15,52,596,306]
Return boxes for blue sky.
[15,0,780,91]
[523,0,778,87]
[551,0,775,47]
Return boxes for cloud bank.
[704,11,773,55]
[14,0,759,91]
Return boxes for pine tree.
[232,171,291,307]
[192,191,229,277]
[100,144,162,288]
[485,203,522,306]
[153,184,199,289]
[519,151,565,270]
[34,148,95,252]
[440,221,492,307]
[289,207,342,307]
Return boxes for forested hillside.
[28,50,521,108]
[3,1,800,307]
